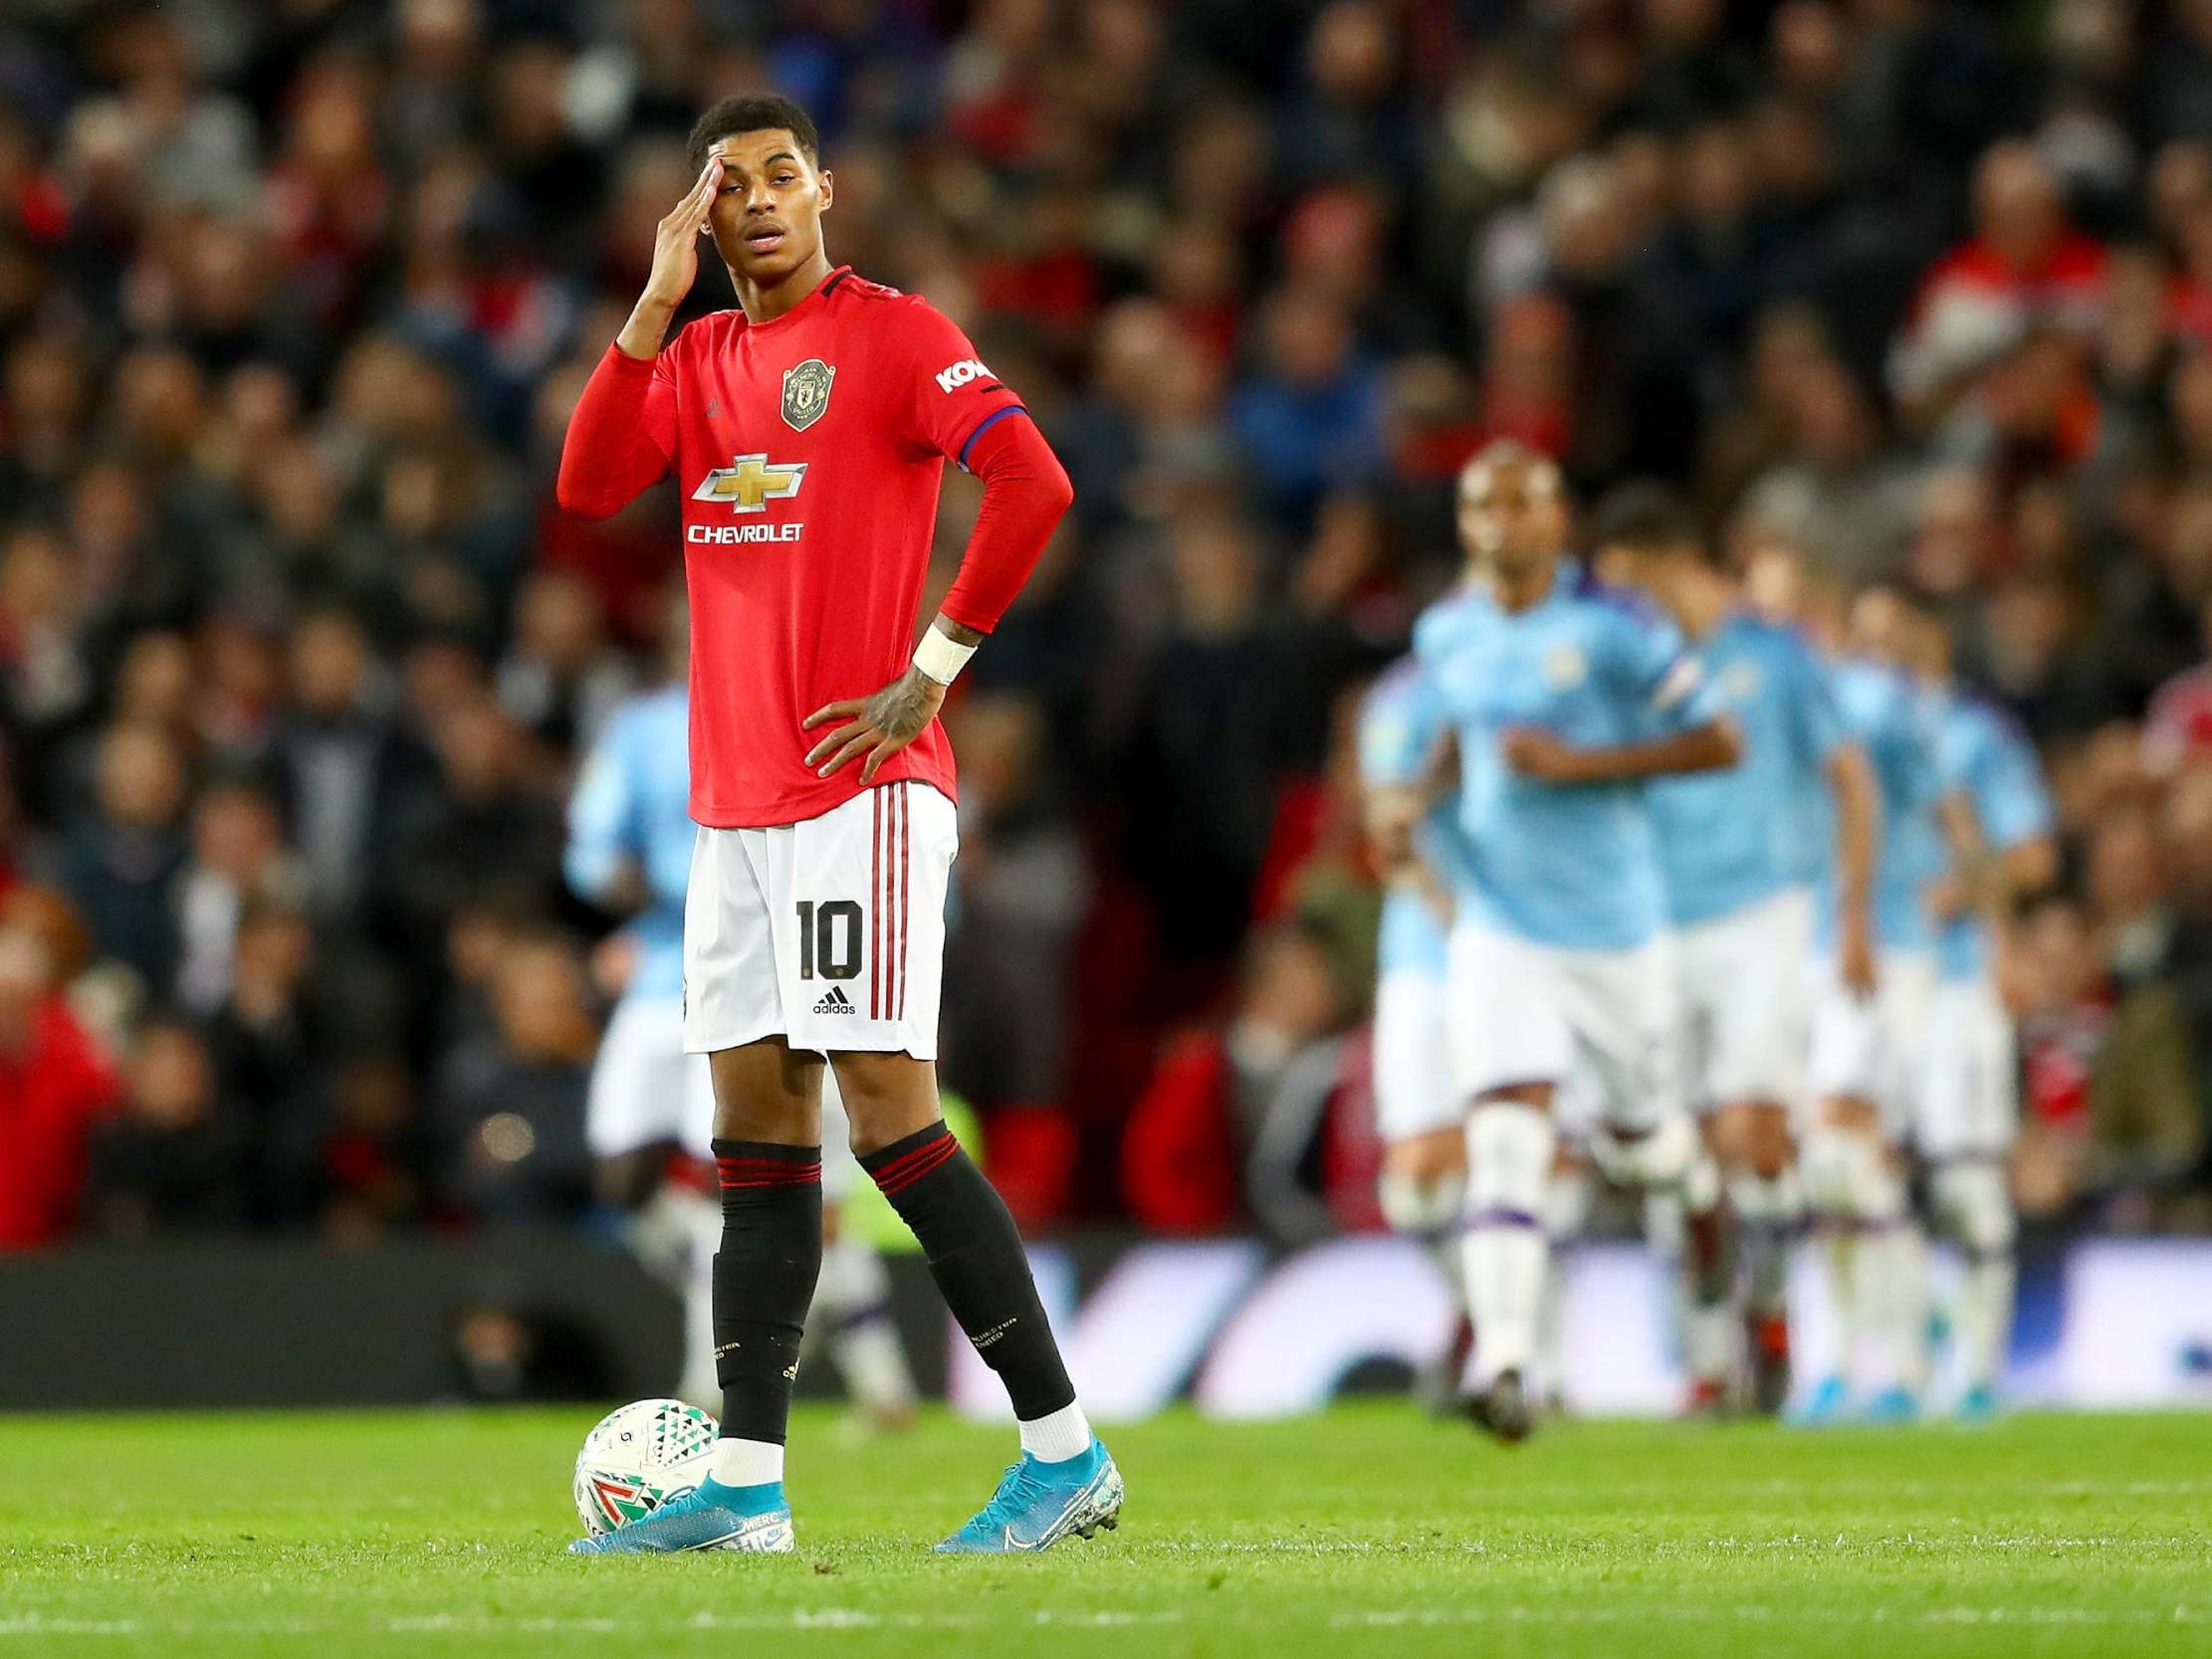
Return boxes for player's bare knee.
[1478,1082,1556,1112]
[1818,1095,1880,1138]
[828,1050,943,1154]
[1384,1127,1465,1188]
[708,1039,824,1144]
[1932,1160,2014,1255]
[1743,1106,1795,1180]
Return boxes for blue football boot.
[933,1439,1123,1554]
[1862,1383,1918,1425]
[1791,1372,1852,1427]
[568,1477,793,1555]
[1955,1383,2000,1424]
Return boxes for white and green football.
[572,1398,719,1537]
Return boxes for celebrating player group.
[1361,443,2055,1441]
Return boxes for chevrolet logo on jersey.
[692,453,807,512]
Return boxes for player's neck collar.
[1503,557,1567,611]
[742,265,852,331]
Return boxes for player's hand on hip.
[642,156,722,311]
[802,667,948,785]
[1499,726,1584,783]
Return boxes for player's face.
[705,128,833,284]
[1847,588,1909,665]
[1457,467,1564,580]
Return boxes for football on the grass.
[572,1398,719,1536]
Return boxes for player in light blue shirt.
[1908,599,2057,1419]
[1359,656,1459,982]
[1786,582,1966,1424]
[1409,443,1739,1441]
[1594,487,1879,1416]
[569,686,695,1011]
[1359,643,1476,1411]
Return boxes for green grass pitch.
[3,1405,2207,1657]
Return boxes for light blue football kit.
[1805,659,1951,1126]
[1360,655,1470,1142]
[566,685,717,1158]
[1649,613,1846,1109]
[1917,687,2054,1157]
[1413,562,1723,1128]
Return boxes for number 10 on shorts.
[795,899,863,980]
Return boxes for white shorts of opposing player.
[1912,971,2019,1398]
[684,780,956,1061]
[1673,887,1813,1115]
[590,997,900,1415]
[1668,887,1816,1378]
[1372,968,1469,1336]
[1373,970,1461,1146]
[1444,922,1710,1390]
[1800,947,1935,1400]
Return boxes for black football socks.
[859,1121,1080,1435]
[709,1139,822,1480]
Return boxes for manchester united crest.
[780,358,834,431]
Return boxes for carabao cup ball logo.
[781,358,834,431]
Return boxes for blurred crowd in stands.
[3,0,2212,1250]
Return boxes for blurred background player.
[1357,458,1494,1407]
[1596,487,1879,1415]
[1899,593,2058,1419]
[1413,442,1740,1441]
[1794,583,1955,1424]
[1359,655,1467,1410]
[565,604,916,1427]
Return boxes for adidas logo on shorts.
[812,986,857,1015]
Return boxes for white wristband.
[913,627,978,686]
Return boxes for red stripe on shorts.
[897,784,910,1020]
[869,788,883,1019]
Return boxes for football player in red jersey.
[557,94,1117,1556]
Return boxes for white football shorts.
[1672,886,1813,1114]
[1914,970,2017,1160]
[683,780,955,1063]
[586,994,716,1160]
[1444,920,1681,1135]
[1808,947,1935,1135]
[1373,968,1460,1143]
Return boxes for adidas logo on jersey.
[812,986,856,1015]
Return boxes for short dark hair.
[1590,482,1703,560]
[687,94,820,173]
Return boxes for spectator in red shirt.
[1891,142,2110,427]
[0,922,119,1249]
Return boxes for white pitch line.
[2,1605,2200,1638]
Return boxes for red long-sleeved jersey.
[557,266,1071,827]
